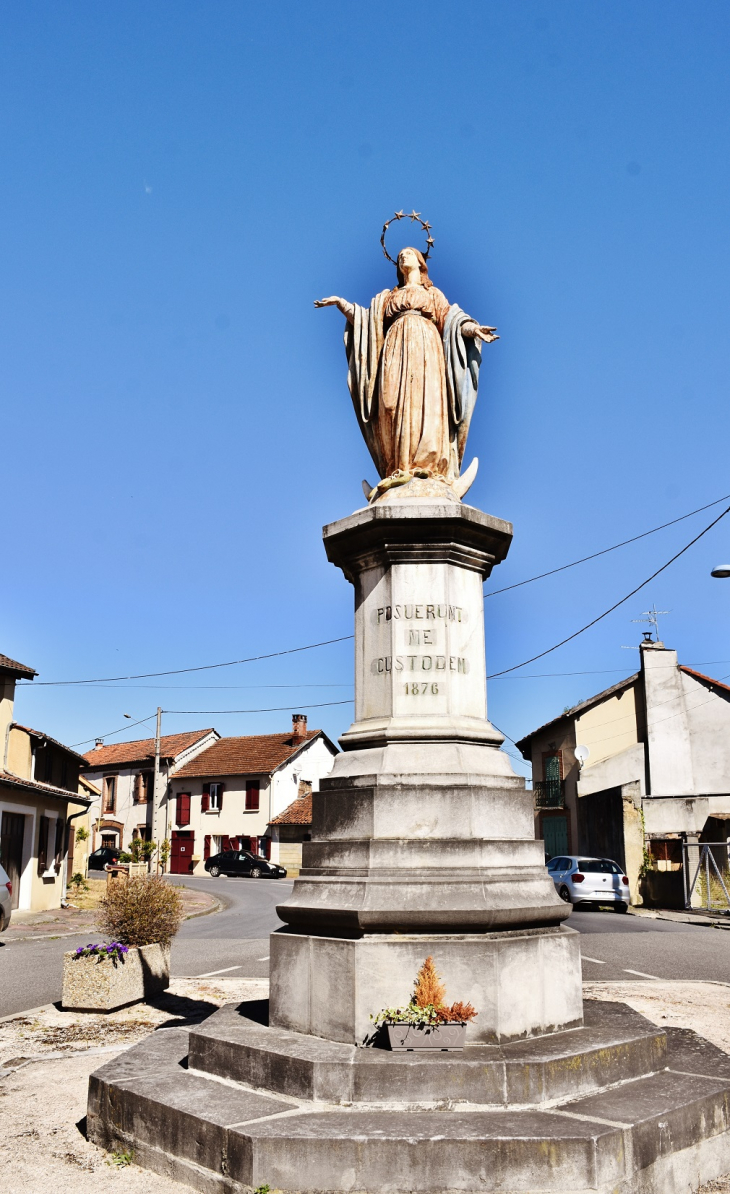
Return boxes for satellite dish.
[574,744,590,768]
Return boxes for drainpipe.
[61,806,90,905]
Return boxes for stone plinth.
[273,498,578,1045]
[270,926,582,1045]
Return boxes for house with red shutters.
[167,714,338,874]
[81,728,220,857]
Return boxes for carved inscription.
[377,604,463,623]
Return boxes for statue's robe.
[344,284,482,483]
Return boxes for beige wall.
[277,841,303,876]
[6,724,33,778]
[0,785,69,911]
[574,684,639,766]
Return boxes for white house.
[516,638,730,903]
[81,728,220,855]
[168,714,338,875]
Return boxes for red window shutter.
[204,835,211,860]
[249,837,258,855]
[201,792,210,813]
[245,780,260,812]
[176,793,191,827]
[260,836,271,860]
[229,836,239,850]
[222,835,231,851]
[37,816,49,875]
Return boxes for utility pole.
[153,707,162,873]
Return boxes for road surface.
[1,876,729,1017]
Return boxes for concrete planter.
[386,1023,466,1051]
[62,943,170,1012]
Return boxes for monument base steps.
[88,1001,730,1193]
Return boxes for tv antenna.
[631,603,670,644]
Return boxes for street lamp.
[711,565,730,578]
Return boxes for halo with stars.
[380,210,434,264]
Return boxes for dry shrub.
[438,999,478,1024]
[97,876,184,947]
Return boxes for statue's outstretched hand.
[314,296,343,308]
[314,296,355,324]
[474,325,499,344]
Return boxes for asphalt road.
[1,876,730,1018]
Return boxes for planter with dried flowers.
[371,956,477,1051]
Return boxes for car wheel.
[559,885,571,903]
[250,867,263,879]
[208,865,220,878]
[614,902,629,914]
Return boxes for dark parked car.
[204,849,286,879]
[88,846,120,870]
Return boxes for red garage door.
[170,830,194,874]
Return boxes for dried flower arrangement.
[372,956,478,1027]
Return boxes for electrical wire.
[486,504,730,679]
[18,634,355,687]
[161,699,354,715]
[484,491,730,598]
[71,713,157,749]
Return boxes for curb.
[1,893,222,944]
[630,908,730,930]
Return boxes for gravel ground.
[1,978,729,1193]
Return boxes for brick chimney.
[291,714,307,744]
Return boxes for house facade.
[81,728,219,857]
[268,788,313,877]
[168,714,338,875]
[516,639,730,903]
[0,652,90,911]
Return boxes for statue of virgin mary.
[315,244,497,500]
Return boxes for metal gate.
[682,840,730,911]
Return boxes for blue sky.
[3,2,730,774]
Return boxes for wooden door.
[542,815,569,860]
[1,812,25,909]
[170,831,194,874]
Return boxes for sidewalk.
[630,905,730,929]
[3,885,220,943]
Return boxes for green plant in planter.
[372,956,478,1027]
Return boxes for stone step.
[88,1016,730,1194]
[187,999,667,1108]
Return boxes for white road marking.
[196,965,243,977]
[258,955,270,961]
[581,956,606,965]
[623,968,662,980]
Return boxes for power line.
[484,491,730,598]
[71,713,156,749]
[19,635,354,687]
[486,504,730,679]
[161,699,354,715]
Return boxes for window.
[202,782,224,812]
[37,816,49,875]
[176,793,191,827]
[103,776,116,814]
[133,774,143,804]
[245,780,260,812]
[101,833,117,848]
[543,753,562,782]
[60,759,68,790]
[212,835,222,854]
[42,750,53,785]
[144,772,155,802]
[579,859,622,874]
[54,817,64,872]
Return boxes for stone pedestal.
[272,492,579,1044]
[88,486,730,1192]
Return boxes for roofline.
[80,728,217,773]
[11,724,90,766]
[270,730,339,775]
[679,666,730,697]
[0,658,37,680]
[515,673,640,758]
[0,771,91,806]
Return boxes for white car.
[547,855,630,913]
[0,862,12,931]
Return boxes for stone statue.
[315,221,498,501]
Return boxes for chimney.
[94,738,104,749]
[291,714,307,744]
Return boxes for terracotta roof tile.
[0,653,36,679]
[12,724,89,766]
[269,792,312,825]
[82,729,216,770]
[0,770,90,805]
[173,731,322,779]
